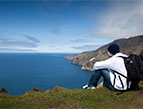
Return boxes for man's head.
[107,44,120,57]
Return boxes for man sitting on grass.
[83,44,132,91]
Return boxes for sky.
[0,0,143,53]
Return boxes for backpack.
[119,54,143,90]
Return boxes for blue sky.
[0,0,143,53]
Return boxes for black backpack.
[119,54,143,90]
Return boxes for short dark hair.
[107,44,120,55]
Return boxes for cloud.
[24,35,40,43]
[0,37,38,48]
[72,44,101,51]
[91,1,143,39]
[0,32,40,52]
[70,38,91,43]
[0,47,37,52]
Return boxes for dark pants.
[88,69,115,90]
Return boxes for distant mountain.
[65,35,143,71]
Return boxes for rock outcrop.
[65,35,143,71]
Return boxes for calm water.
[0,53,93,95]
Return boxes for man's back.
[93,52,129,90]
[93,53,128,77]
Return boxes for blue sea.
[0,53,93,95]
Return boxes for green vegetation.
[0,85,143,109]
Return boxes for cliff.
[65,35,143,71]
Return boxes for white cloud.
[91,1,143,39]
[72,41,104,52]
[70,38,91,43]
[72,44,99,51]
[37,44,76,53]
[0,32,40,52]
[0,47,37,53]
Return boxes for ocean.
[0,53,93,95]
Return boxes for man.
[83,44,131,91]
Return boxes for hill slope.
[65,35,143,71]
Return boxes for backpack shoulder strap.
[111,69,127,78]
[118,56,127,59]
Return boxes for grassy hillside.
[0,85,143,109]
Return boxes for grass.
[0,84,143,109]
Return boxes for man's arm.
[93,57,113,70]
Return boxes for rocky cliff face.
[65,35,143,71]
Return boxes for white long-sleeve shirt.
[93,53,130,90]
